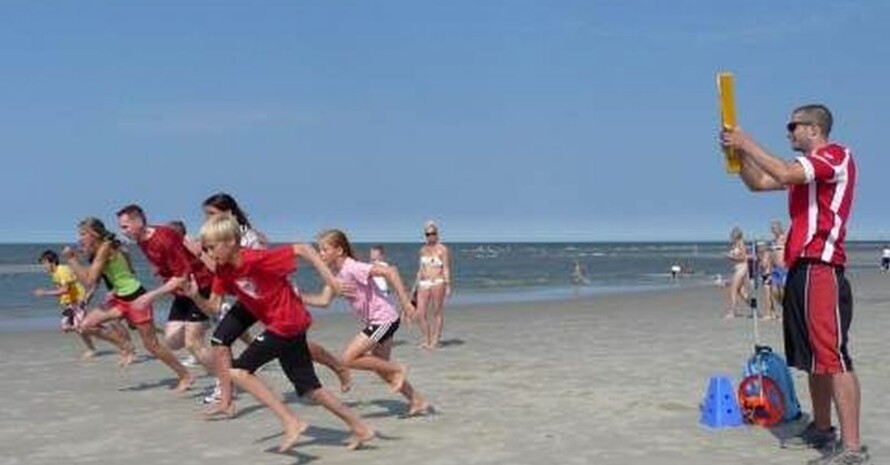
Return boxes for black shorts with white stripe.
[361,319,400,343]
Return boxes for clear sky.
[2,1,888,243]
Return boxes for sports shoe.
[202,380,222,404]
[807,445,870,465]
[783,422,837,450]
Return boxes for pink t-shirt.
[337,257,398,325]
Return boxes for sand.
[2,269,888,464]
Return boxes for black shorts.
[882,257,890,270]
[211,301,257,347]
[167,288,210,323]
[362,319,400,343]
[783,261,854,374]
[232,331,322,397]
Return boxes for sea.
[1,241,883,332]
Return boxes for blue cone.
[699,375,743,428]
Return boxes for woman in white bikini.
[725,226,749,319]
[413,221,451,349]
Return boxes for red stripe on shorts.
[806,264,844,374]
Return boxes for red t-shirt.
[786,143,856,269]
[212,246,312,337]
[138,226,214,290]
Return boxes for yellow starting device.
[718,72,741,174]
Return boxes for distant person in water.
[881,245,890,273]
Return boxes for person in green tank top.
[64,217,194,392]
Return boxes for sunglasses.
[786,121,814,132]
[424,231,437,237]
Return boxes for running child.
[304,229,432,417]
[34,250,119,359]
[116,204,217,380]
[196,192,351,417]
[64,218,193,390]
[185,213,374,452]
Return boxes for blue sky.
[2,1,888,242]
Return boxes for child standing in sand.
[304,229,433,417]
[186,214,373,452]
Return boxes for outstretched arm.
[721,127,805,190]
[301,284,336,308]
[292,243,341,294]
[182,277,223,316]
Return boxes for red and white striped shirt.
[785,143,856,269]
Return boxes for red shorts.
[783,261,853,374]
[106,290,154,326]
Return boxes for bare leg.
[415,288,433,348]
[341,334,405,392]
[205,345,237,418]
[429,284,447,347]
[135,322,194,392]
[183,322,215,371]
[832,372,862,450]
[79,308,134,365]
[309,341,352,393]
[810,374,833,431]
[164,321,186,352]
[372,341,430,415]
[76,332,98,359]
[305,388,374,450]
[230,368,307,452]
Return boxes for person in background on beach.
[34,250,103,359]
[184,213,374,452]
[64,218,195,390]
[769,221,789,312]
[369,245,390,296]
[414,221,451,349]
[756,242,779,320]
[722,104,866,463]
[117,204,216,389]
[166,221,200,369]
[724,226,749,319]
[194,193,351,416]
[880,245,890,273]
[304,230,433,417]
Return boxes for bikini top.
[420,254,444,268]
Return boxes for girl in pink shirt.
[305,229,433,417]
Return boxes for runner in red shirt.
[722,104,867,463]
[186,213,373,453]
[117,204,216,382]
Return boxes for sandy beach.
[2,269,888,465]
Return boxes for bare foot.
[203,401,237,420]
[81,350,98,360]
[278,420,308,452]
[346,426,375,450]
[722,312,736,319]
[173,373,195,393]
[407,398,435,417]
[389,364,407,393]
[118,349,135,367]
[337,368,353,393]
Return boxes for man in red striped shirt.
[722,104,867,464]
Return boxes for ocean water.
[2,241,883,331]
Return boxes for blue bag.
[742,345,801,423]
